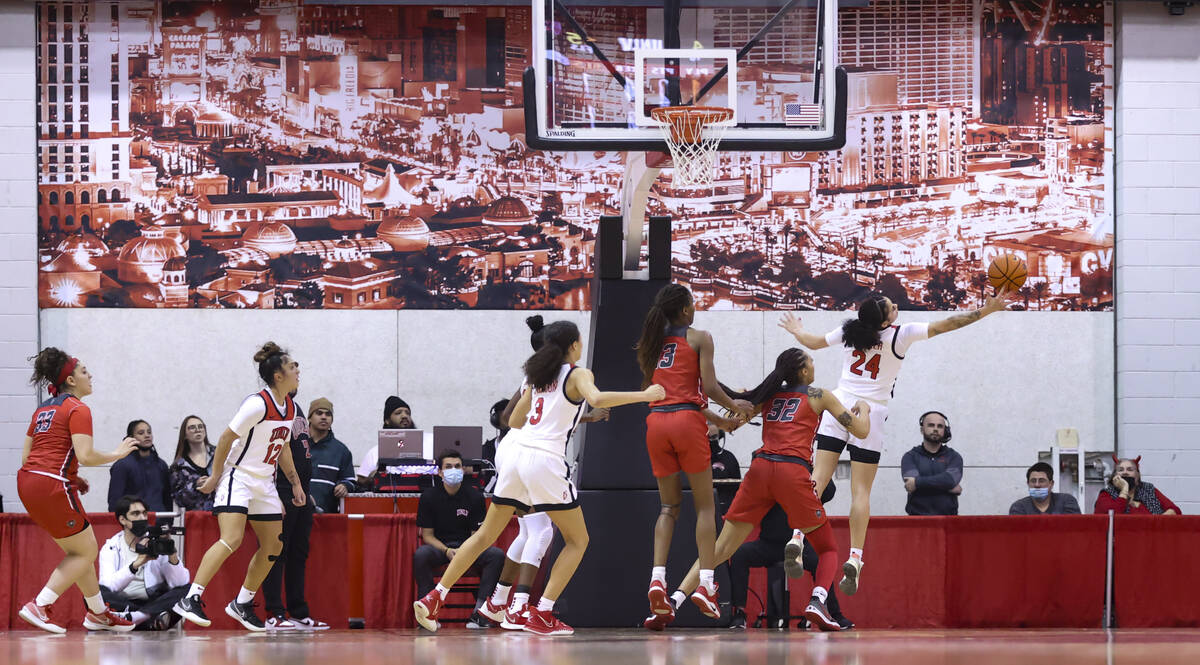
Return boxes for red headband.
[47,357,78,397]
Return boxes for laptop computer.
[433,426,483,461]
[377,429,424,461]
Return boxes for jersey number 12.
[850,350,881,380]
[262,426,290,465]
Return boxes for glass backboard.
[527,0,847,152]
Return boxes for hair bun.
[254,341,284,363]
[525,315,545,333]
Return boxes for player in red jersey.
[635,283,756,621]
[646,348,870,631]
[17,348,138,634]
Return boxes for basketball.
[987,254,1027,291]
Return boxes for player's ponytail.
[523,321,579,391]
[254,341,289,387]
[29,347,74,394]
[635,284,693,387]
[720,348,809,408]
[842,293,889,352]
[526,315,546,351]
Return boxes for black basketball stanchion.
[554,214,727,627]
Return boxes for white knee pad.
[519,512,554,567]
[506,516,530,562]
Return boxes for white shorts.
[212,467,283,519]
[492,443,577,513]
[815,388,890,454]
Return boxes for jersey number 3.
[658,343,677,369]
[528,397,545,425]
[262,426,290,465]
[850,350,881,380]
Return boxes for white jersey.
[223,389,297,479]
[504,363,585,458]
[825,323,930,404]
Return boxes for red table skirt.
[3,513,1197,630]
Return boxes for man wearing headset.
[900,411,963,516]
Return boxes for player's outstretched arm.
[72,434,137,466]
[569,367,665,408]
[695,331,755,418]
[809,386,870,439]
[703,407,745,432]
[779,313,831,350]
[928,287,1010,338]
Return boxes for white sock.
[793,529,804,540]
[491,583,511,605]
[435,583,450,597]
[670,591,687,608]
[84,592,105,614]
[651,566,666,585]
[812,586,829,603]
[511,592,530,610]
[699,569,715,592]
[236,586,256,605]
[129,611,150,624]
[188,582,206,598]
[850,548,864,561]
[35,586,60,606]
[537,597,555,612]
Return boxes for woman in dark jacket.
[168,415,215,511]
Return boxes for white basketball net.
[651,107,734,188]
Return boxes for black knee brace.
[660,503,681,519]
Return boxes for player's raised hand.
[983,286,1011,314]
[779,313,806,337]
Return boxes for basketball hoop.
[650,106,734,188]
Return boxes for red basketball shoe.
[524,608,573,636]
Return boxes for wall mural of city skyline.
[35,1,1113,311]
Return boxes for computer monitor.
[377,429,424,461]
[433,426,484,462]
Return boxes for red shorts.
[724,457,827,530]
[17,469,90,540]
[645,408,709,477]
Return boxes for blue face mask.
[1029,487,1050,500]
[442,468,464,486]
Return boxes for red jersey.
[23,394,92,479]
[758,387,820,460]
[650,326,706,408]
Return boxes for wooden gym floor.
[2,628,1198,665]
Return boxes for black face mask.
[129,519,150,537]
[709,436,722,454]
[1122,475,1138,487]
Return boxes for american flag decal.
[784,103,822,126]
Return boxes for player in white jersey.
[174,342,307,632]
[480,316,611,630]
[415,321,665,636]
[781,289,1009,594]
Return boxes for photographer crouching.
[98,495,190,630]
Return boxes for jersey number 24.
[850,350,881,380]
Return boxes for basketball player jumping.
[636,284,756,621]
[780,288,1008,594]
[414,321,664,635]
[174,342,308,631]
[18,348,138,633]
[647,348,869,632]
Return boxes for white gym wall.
[1,1,1196,515]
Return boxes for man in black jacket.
[900,411,963,516]
[262,399,330,630]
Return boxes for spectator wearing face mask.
[413,450,505,629]
[1009,462,1080,515]
[108,420,171,513]
[705,417,741,518]
[1095,456,1181,515]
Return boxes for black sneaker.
[225,600,266,632]
[151,610,174,631]
[835,613,855,631]
[803,597,842,632]
[173,594,211,627]
[727,608,747,630]
[465,611,493,630]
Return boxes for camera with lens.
[135,523,185,557]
